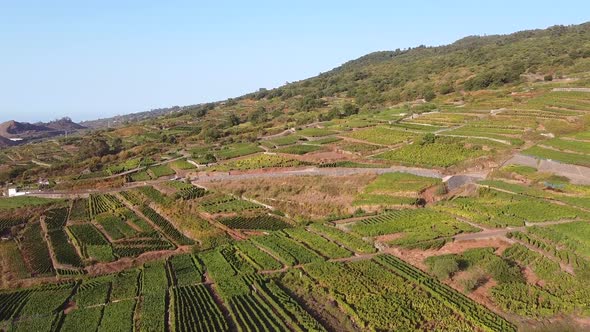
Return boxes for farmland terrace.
[2,22,590,332]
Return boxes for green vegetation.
[523,145,590,167]
[199,194,262,214]
[4,22,590,331]
[98,299,136,332]
[284,228,353,259]
[148,164,176,178]
[69,198,89,221]
[171,285,229,332]
[135,186,171,205]
[19,222,54,275]
[351,209,478,249]
[375,137,489,167]
[354,172,440,207]
[253,232,323,266]
[436,189,589,228]
[215,143,263,160]
[140,206,194,245]
[309,223,376,253]
[347,126,416,145]
[218,214,291,230]
[276,144,323,155]
[234,241,283,271]
[89,194,124,217]
[212,154,308,171]
[0,196,57,210]
[170,159,196,170]
[297,128,337,137]
[266,135,301,147]
[376,255,516,331]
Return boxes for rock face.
[0,118,86,144]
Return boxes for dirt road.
[192,166,443,184]
[504,154,590,185]
[453,219,580,242]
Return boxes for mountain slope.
[0,120,51,138]
[0,135,14,148]
[240,23,590,107]
[0,118,86,142]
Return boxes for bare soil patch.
[382,238,512,270]
[206,174,376,220]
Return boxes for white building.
[8,188,26,197]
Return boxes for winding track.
[192,166,443,183]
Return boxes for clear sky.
[1,1,588,123]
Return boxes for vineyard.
[276,144,323,155]
[166,182,207,200]
[252,232,323,266]
[354,172,440,207]
[44,207,69,230]
[211,154,309,171]
[435,189,590,228]
[199,194,262,214]
[375,137,489,168]
[375,255,517,331]
[347,126,416,145]
[303,258,479,331]
[68,223,113,261]
[218,214,292,230]
[140,205,194,245]
[95,212,138,240]
[89,194,124,218]
[148,164,176,178]
[297,127,337,137]
[135,186,172,205]
[308,223,376,254]
[0,216,28,233]
[350,209,479,249]
[284,228,353,259]
[215,142,263,160]
[494,244,590,317]
[18,222,54,275]
[171,284,229,332]
[5,22,590,332]
[69,198,89,222]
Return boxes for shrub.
[425,255,460,280]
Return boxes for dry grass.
[206,174,376,221]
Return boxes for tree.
[297,95,325,112]
[111,137,123,153]
[202,153,217,164]
[439,83,455,95]
[228,114,241,126]
[423,89,436,102]
[202,127,221,143]
[341,103,359,117]
[249,106,267,124]
[79,137,110,159]
[428,256,459,280]
[420,133,436,145]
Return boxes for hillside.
[78,23,590,130]
[0,120,51,138]
[1,22,590,332]
[43,117,86,131]
[0,118,86,143]
[0,136,13,148]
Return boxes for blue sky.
[0,1,588,123]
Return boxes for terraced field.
[4,22,590,332]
